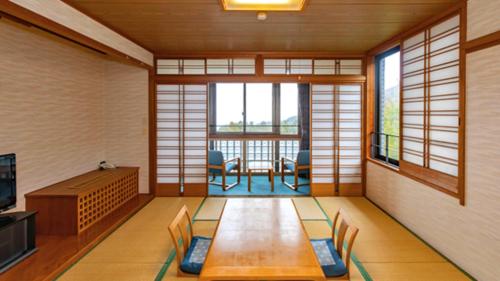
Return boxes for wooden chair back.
[332,208,359,275]
[168,205,194,271]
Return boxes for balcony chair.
[168,205,211,276]
[208,150,241,191]
[281,150,310,190]
[310,208,359,280]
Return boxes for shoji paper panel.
[338,85,362,183]
[290,59,313,74]
[206,59,228,74]
[157,59,179,75]
[183,85,207,184]
[206,58,255,74]
[339,60,363,75]
[313,59,363,75]
[311,85,336,185]
[156,85,181,185]
[428,15,460,176]
[401,14,460,177]
[182,59,205,75]
[313,60,336,75]
[263,59,287,74]
[263,58,315,74]
[156,59,205,75]
[402,31,426,166]
[156,84,207,195]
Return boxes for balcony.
[209,139,301,173]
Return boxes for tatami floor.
[56,197,472,281]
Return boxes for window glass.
[215,83,244,133]
[280,83,299,135]
[375,47,400,165]
[245,83,273,133]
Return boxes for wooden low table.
[247,165,274,192]
[199,198,326,281]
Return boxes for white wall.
[103,60,150,194]
[0,18,150,211]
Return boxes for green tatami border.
[313,197,373,281]
[154,197,208,281]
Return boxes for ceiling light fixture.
[220,0,306,11]
[257,12,267,20]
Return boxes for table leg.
[247,170,251,192]
[270,169,274,192]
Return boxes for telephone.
[99,161,116,170]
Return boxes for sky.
[215,83,298,125]
[384,51,400,90]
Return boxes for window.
[374,46,400,166]
[400,13,462,200]
[210,83,301,136]
[215,83,244,133]
[246,83,273,133]
[280,83,299,135]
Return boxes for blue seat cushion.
[208,162,237,175]
[180,236,211,275]
[283,162,309,175]
[310,238,348,277]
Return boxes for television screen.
[0,154,16,212]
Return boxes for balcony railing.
[370,132,399,166]
[209,139,300,173]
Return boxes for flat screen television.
[0,154,16,212]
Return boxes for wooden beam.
[0,1,152,69]
[464,30,500,53]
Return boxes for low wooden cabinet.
[25,167,139,235]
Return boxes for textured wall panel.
[8,0,154,66]
[103,60,149,193]
[0,19,150,210]
[366,45,500,281]
[467,0,500,41]
[0,20,105,211]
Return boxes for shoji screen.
[311,84,362,195]
[183,85,208,195]
[156,85,181,194]
[311,85,337,194]
[156,84,208,196]
[401,14,461,193]
[338,85,362,185]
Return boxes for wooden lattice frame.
[77,170,138,232]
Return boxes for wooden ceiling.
[68,0,460,54]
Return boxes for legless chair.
[168,205,211,276]
[310,208,359,280]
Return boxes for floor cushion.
[310,238,348,277]
[180,236,212,274]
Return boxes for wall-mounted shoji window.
[263,59,363,75]
[156,84,208,196]
[401,13,462,196]
[310,84,362,196]
[206,58,255,74]
[157,58,255,75]
[157,59,206,75]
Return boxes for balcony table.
[247,163,274,192]
[199,198,326,281]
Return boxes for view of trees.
[381,86,400,160]
[217,116,298,134]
